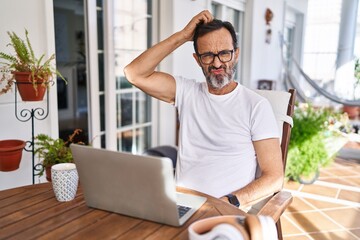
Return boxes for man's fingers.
[198,10,213,24]
[204,10,214,22]
[181,10,214,41]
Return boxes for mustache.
[208,65,226,72]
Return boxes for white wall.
[172,0,208,81]
[287,0,308,12]
[0,0,58,190]
[246,0,285,89]
[285,0,308,61]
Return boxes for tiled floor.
[282,141,360,239]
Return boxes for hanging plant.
[0,29,66,101]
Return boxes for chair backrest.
[254,89,296,170]
[253,89,296,240]
[143,145,178,169]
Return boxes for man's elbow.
[123,65,135,85]
[273,171,284,191]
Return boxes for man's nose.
[212,55,223,68]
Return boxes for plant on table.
[34,129,84,181]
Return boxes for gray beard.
[205,67,235,89]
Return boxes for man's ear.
[234,48,240,64]
[193,53,202,67]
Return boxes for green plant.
[355,58,360,83]
[353,58,360,99]
[34,129,84,176]
[285,104,343,181]
[0,29,65,95]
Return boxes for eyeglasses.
[197,49,234,65]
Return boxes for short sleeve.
[250,99,280,141]
[174,76,185,109]
[174,76,199,110]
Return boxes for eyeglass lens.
[200,50,233,64]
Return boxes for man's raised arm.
[123,10,213,104]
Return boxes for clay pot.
[0,139,26,171]
[45,165,52,182]
[343,105,360,119]
[13,72,47,101]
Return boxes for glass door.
[55,0,156,152]
[54,0,90,145]
[95,0,156,153]
[111,0,154,153]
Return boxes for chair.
[143,145,178,169]
[145,89,296,240]
[250,88,296,240]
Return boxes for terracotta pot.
[13,72,47,101]
[45,165,52,182]
[343,105,360,119]
[0,139,26,171]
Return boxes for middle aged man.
[124,10,283,208]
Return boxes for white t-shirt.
[174,76,280,198]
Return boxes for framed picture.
[257,80,275,90]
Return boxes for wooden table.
[0,183,246,239]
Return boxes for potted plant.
[34,129,84,181]
[0,139,26,171]
[0,29,66,101]
[286,104,349,184]
[342,58,360,119]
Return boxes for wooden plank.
[66,213,142,239]
[0,190,55,220]
[0,186,26,200]
[0,183,51,200]
[0,195,84,239]
[115,220,162,240]
[0,185,52,208]
[37,209,110,239]
[10,204,94,240]
[0,193,64,227]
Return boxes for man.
[124,10,283,208]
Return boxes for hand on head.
[181,10,214,42]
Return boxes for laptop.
[70,144,207,227]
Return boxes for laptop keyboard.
[177,205,191,218]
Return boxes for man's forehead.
[197,28,233,52]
